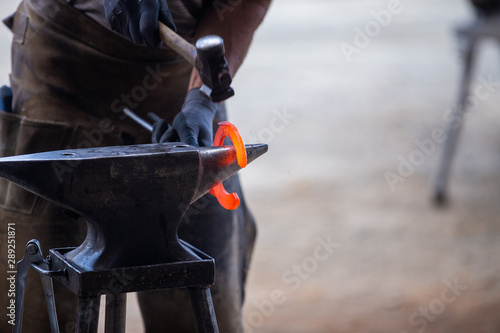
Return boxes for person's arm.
[187,0,272,90]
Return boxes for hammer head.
[0,143,267,270]
[195,35,235,102]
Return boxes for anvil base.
[49,240,215,297]
[16,240,218,333]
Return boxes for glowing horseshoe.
[209,122,247,210]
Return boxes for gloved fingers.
[158,0,177,32]
[198,126,214,147]
[128,20,143,45]
[108,3,126,34]
[177,129,199,147]
[139,9,162,48]
[171,112,199,146]
[160,127,181,144]
[152,119,170,143]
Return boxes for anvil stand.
[15,239,218,333]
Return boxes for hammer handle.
[159,22,196,67]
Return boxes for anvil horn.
[193,143,268,203]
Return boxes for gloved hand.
[103,0,176,48]
[152,88,217,146]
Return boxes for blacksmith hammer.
[159,22,234,102]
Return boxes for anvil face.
[0,143,267,271]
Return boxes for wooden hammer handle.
[159,22,197,67]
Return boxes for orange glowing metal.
[209,122,247,210]
[213,121,247,167]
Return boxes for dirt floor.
[2,0,500,332]
[236,1,500,332]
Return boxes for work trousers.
[0,0,256,332]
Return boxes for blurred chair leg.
[434,36,476,205]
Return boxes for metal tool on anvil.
[158,22,234,102]
[1,142,267,333]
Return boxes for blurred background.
[2,0,500,332]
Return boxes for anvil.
[0,143,267,271]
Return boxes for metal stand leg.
[39,274,60,333]
[105,294,127,333]
[434,37,476,205]
[188,287,219,333]
[76,296,100,333]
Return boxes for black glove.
[152,88,217,147]
[103,0,176,48]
